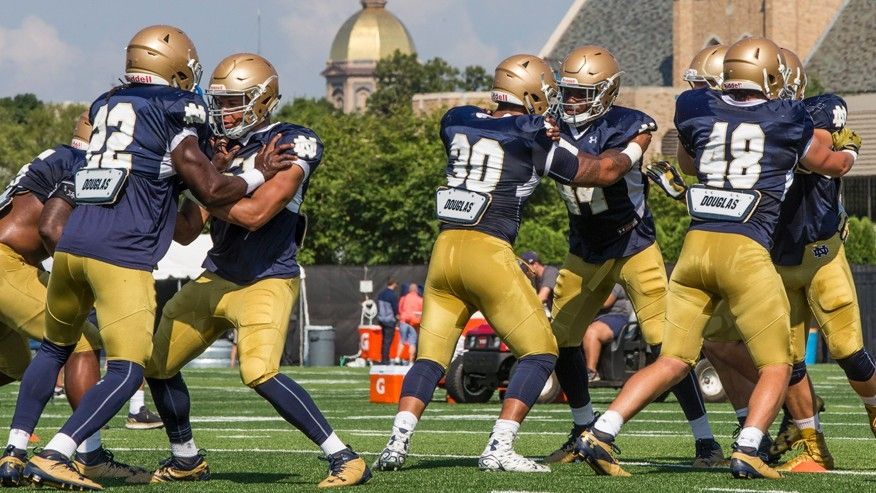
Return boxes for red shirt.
[399,292,423,325]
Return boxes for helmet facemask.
[682,68,723,90]
[207,76,278,139]
[557,72,621,127]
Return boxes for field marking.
[98,447,876,477]
[700,489,799,493]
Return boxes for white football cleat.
[478,436,550,473]
[372,433,410,471]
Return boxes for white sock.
[171,439,198,458]
[392,411,418,436]
[862,394,876,406]
[736,426,764,449]
[45,433,78,458]
[570,404,595,427]
[486,419,520,451]
[129,389,145,415]
[794,415,817,431]
[76,431,101,454]
[319,432,346,456]
[593,410,624,438]
[688,415,714,440]
[7,429,30,451]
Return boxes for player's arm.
[172,134,296,208]
[207,165,305,232]
[38,197,73,255]
[676,143,696,175]
[573,132,652,187]
[173,195,209,245]
[799,127,860,177]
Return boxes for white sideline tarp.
[41,234,212,280]
[153,234,213,280]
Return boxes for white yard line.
[700,488,799,493]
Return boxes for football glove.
[643,160,687,200]
[831,127,862,153]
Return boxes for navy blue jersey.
[674,89,814,249]
[0,145,84,211]
[557,106,658,263]
[203,123,322,285]
[772,94,847,265]
[437,106,579,244]
[57,85,209,270]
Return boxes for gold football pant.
[0,245,100,379]
[778,233,862,361]
[661,231,793,369]
[45,252,151,366]
[416,230,557,368]
[703,233,861,362]
[551,242,667,347]
[146,272,299,387]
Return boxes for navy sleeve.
[279,126,324,179]
[165,92,210,148]
[606,109,658,149]
[47,179,76,207]
[542,137,580,185]
[804,94,847,132]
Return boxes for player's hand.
[643,160,687,200]
[254,133,298,180]
[545,116,561,141]
[631,132,652,150]
[832,127,862,153]
[210,137,241,172]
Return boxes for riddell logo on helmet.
[561,77,578,84]
[209,84,226,90]
[492,92,508,102]
[125,74,153,83]
[723,82,743,89]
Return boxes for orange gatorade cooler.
[358,325,383,363]
[370,365,411,403]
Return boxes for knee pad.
[836,349,876,382]
[400,359,445,404]
[505,354,557,408]
[789,361,808,385]
[240,357,277,388]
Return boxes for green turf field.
[2,364,873,492]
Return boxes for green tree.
[367,51,492,115]
[845,216,876,264]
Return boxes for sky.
[0,0,573,104]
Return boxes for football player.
[576,37,857,480]
[543,45,722,468]
[2,26,294,491]
[0,114,152,485]
[692,48,873,470]
[144,53,370,488]
[373,53,650,474]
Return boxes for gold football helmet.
[70,111,92,150]
[683,44,727,90]
[556,45,621,127]
[125,25,202,91]
[491,54,557,115]
[206,53,281,139]
[780,48,807,100]
[722,37,788,99]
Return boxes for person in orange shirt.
[394,283,422,365]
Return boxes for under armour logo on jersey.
[812,244,829,258]
[184,103,207,124]
[589,135,598,144]
[832,105,847,128]
[293,135,319,159]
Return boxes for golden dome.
[328,0,415,62]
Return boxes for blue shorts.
[398,322,418,346]
[594,313,628,339]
